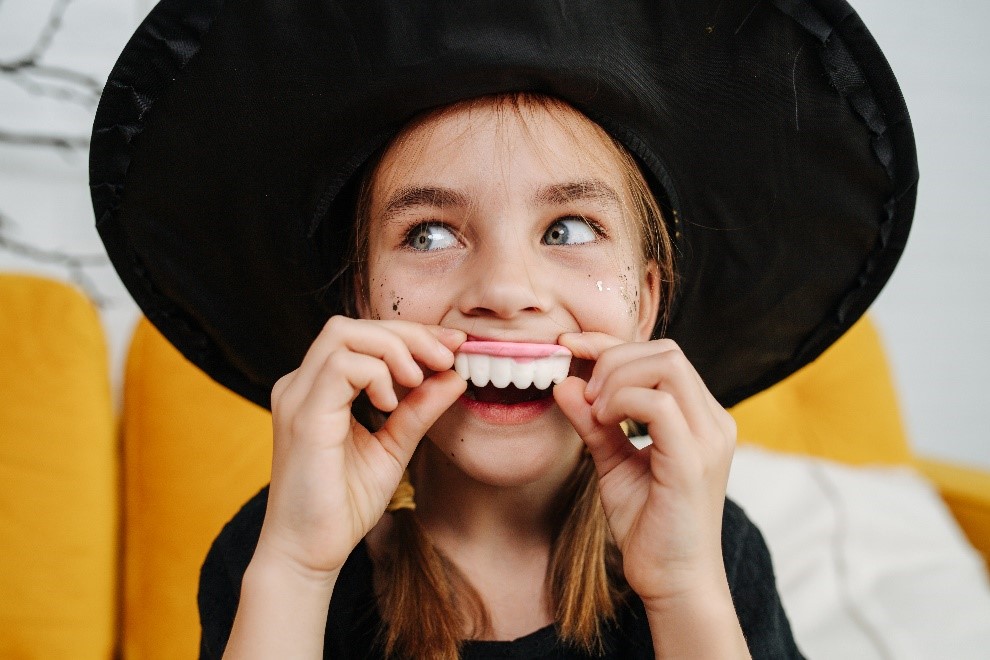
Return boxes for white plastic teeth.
[454,352,571,390]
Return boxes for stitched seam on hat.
[725,1,916,408]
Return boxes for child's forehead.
[371,98,630,200]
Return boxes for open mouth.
[454,341,572,406]
[462,382,554,405]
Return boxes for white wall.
[1,0,987,467]
[854,0,990,468]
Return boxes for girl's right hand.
[254,316,466,581]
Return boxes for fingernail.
[436,340,454,360]
[439,327,465,340]
[586,376,599,396]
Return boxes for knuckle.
[324,349,350,372]
[654,337,681,353]
[653,390,677,408]
[322,314,351,336]
[651,389,677,410]
[657,346,690,373]
[271,371,294,403]
[589,353,613,379]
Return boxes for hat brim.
[91,0,916,410]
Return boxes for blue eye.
[543,217,597,245]
[405,223,458,251]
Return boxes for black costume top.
[198,487,803,659]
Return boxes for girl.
[91,1,916,658]
[205,94,784,658]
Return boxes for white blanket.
[727,445,990,660]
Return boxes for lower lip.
[457,394,556,424]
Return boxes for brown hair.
[341,94,676,658]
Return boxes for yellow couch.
[2,272,989,658]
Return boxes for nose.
[458,241,547,320]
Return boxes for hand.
[256,316,466,580]
[553,333,737,607]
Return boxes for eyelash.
[400,216,608,249]
[563,216,608,239]
[400,220,458,250]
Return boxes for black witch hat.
[90,0,916,410]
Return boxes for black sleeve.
[197,487,269,660]
[196,486,382,660]
[722,498,805,659]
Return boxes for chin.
[424,405,583,488]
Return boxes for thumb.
[557,331,623,361]
[375,370,466,468]
[554,376,636,477]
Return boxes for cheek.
[572,266,642,327]
[365,268,447,323]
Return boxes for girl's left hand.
[553,333,737,609]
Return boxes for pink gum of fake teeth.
[454,341,572,390]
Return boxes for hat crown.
[92,0,916,409]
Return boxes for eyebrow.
[533,179,621,208]
[380,178,622,221]
[382,186,469,221]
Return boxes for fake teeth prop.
[454,341,572,390]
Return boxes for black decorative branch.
[0,211,112,307]
[0,0,101,149]
[1,0,76,70]
[2,63,103,108]
[0,129,88,150]
[0,1,117,307]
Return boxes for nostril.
[459,275,546,319]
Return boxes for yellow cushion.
[917,458,990,568]
[0,274,117,659]
[730,315,912,466]
[121,318,272,659]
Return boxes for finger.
[292,317,416,392]
[596,387,697,467]
[296,351,399,426]
[593,350,718,437]
[375,370,467,468]
[554,376,637,476]
[557,331,624,361]
[296,317,459,394]
[427,325,468,353]
[360,320,464,371]
[583,338,680,397]
[377,323,466,374]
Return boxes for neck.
[405,440,588,641]
[411,441,583,553]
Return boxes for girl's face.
[363,99,660,488]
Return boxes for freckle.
[459,438,464,442]
[392,303,398,311]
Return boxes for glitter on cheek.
[618,271,639,317]
[391,291,404,315]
